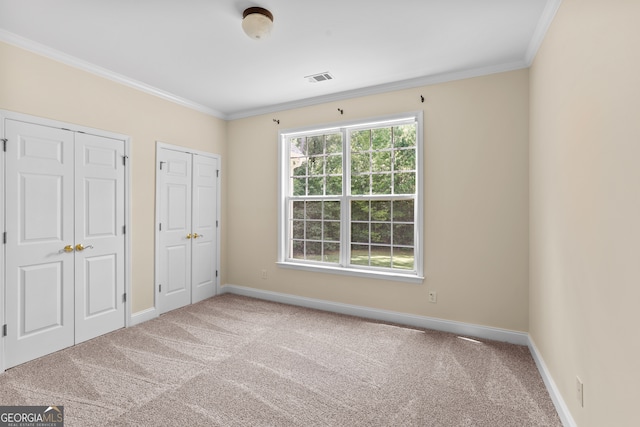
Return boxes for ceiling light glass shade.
[242,7,274,40]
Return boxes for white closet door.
[4,120,75,369]
[191,154,218,303]
[157,148,193,313]
[74,133,126,343]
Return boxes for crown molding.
[226,60,528,120]
[525,0,563,66]
[0,29,225,119]
[2,0,560,123]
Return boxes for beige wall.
[529,0,640,425]
[1,39,529,331]
[0,41,228,313]
[227,69,530,332]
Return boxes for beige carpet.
[0,294,561,426]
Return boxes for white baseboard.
[129,307,157,326]
[220,284,529,345]
[528,336,577,427]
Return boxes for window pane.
[393,224,414,246]
[372,127,392,150]
[293,160,307,176]
[308,177,323,195]
[372,151,391,172]
[393,124,416,148]
[306,221,322,240]
[308,136,324,156]
[370,246,391,268]
[351,222,369,243]
[351,200,369,221]
[392,200,414,222]
[393,247,414,270]
[371,223,391,244]
[394,149,415,171]
[394,172,415,194]
[324,221,340,241]
[292,241,304,260]
[293,201,305,219]
[326,154,342,174]
[351,153,370,174]
[326,176,342,195]
[309,157,324,175]
[306,241,322,260]
[371,200,391,221]
[306,201,322,219]
[372,173,392,194]
[323,242,340,263]
[324,201,341,220]
[292,177,306,196]
[351,130,370,151]
[351,174,369,195]
[290,137,306,157]
[292,220,304,239]
[326,134,342,154]
[350,244,369,266]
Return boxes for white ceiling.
[0,0,560,119]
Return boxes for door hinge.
[216,220,218,228]
[159,223,162,231]
[216,270,218,278]
[123,293,127,303]
[216,170,219,177]
[122,155,128,166]
[2,324,6,337]
[3,232,6,244]
[2,138,7,152]
[159,161,165,170]
[159,284,162,293]
[122,225,126,234]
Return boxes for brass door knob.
[193,233,204,239]
[61,245,74,253]
[75,244,94,251]
[186,233,192,239]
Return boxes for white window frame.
[277,112,424,283]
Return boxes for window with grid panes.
[279,113,423,282]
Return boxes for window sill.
[276,261,424,284]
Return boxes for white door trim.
[0,109,132,372]
[154,142,221,315]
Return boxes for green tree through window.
[281,114,422,278]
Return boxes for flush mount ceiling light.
[242,7,274,40]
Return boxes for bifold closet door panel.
[157,148,193,313]
[74,133,126,344]
[191,154,218,303]
[4,120,75,369]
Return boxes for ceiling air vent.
[306,72,334,83]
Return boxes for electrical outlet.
[576,377,584,407]
[260,269,268,280]
[428,291,437,303]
